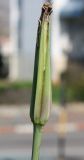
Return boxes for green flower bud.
[30,2,52,126]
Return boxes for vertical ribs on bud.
[30,2,52,126]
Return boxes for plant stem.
[31,124,42,160]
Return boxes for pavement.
[0,103,84,160]
[0,103,84,135]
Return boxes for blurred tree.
[0,47,8,79]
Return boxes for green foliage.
[52,85,61,103]
[52,85,84,103]
[67,87,84,102]
[0,81,32,91]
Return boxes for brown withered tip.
[42,2,52,15]
[40,2,52,21]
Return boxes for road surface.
[0,104,84,160]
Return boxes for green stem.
[31,124,42,160]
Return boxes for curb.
[0,122,84,135]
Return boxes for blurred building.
[1,0,84,83]
[17,0,47,81]
[51,0,68,83]
[52,0,84,83]
[9,0,46,81]
[0,0,9,36]
[10,0,68,82]
[0,0,46,81]
[60,0,84,88]
[0,0,69,82]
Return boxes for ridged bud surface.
[30,3,52,126]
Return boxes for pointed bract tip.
[42,2,52,15]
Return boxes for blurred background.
[0,0,84,159]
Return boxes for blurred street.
[0,104,84,160]
[0,0,84,160]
